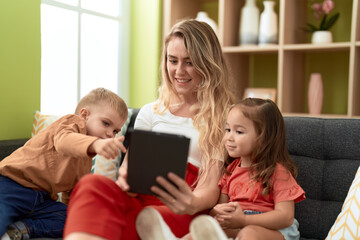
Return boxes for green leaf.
[319,14,328,30]
[306,23,318,32]
[323,12,340,30]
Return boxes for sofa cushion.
[326,166,360,239]
[32,111,60,137]
[284,117,360,240]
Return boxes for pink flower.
[307,0,339,32]
[322,0,334,14]
[312,3,324,19]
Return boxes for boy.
[0,88,128,240]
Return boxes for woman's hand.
[115,155,137,196]
[115,166,129,190]
[151,172,195,215]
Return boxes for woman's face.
[166,37,202,99]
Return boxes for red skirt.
[63,163,200,240]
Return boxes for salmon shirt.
[219,158,305,212]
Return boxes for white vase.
[258,1,278,45]
[311,31,333,44]
[196,11,218,35]
[308,73,323,114]
[239,0,259,45]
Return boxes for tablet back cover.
[127,129,190,195]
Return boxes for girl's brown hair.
[225,98,297,195]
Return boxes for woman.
[64,19,236,240]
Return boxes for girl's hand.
[210,202,237,217]
[150,172,195,215]
[216,202,244,229]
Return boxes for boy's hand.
[90,136,126,159]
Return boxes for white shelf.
[163,0,360,117]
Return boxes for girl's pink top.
[219,158,305,212]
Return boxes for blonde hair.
[155,19,236,180]
[75,88,128,121]
[226,98,298,195]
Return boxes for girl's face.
[81,105,125,139]
[223,107,258,163]
[166,37,202,100]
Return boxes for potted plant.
[306,0,340,44]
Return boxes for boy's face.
[80,105,125,139]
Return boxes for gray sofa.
[1,113,359,240]
[285,117,360,240]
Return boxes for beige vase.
[308,73,323,114]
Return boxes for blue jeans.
[0,175,67,239]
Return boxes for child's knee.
[236,225,259,240]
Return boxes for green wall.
[0,0,41,140]
[130,0,162,108]
[0,0,162,140]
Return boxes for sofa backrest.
[284,117,360,240]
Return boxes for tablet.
[127,129,190,195]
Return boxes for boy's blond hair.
[75,88,128,120]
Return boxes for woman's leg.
[63,174,145,240]
[153,205,197,237]
[135,163,201,239]
[154,162,201,237]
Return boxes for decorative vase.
[239,0,259,45]
[258,1,278,45]
[311,31,333,44]
[196,11,218,35]
[308,73,323,114]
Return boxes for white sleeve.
[134,102,154,130]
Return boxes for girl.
[190,98,305,240]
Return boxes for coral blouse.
[219,158,305,212]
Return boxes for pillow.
[32,111,59,137]
[326,166,360,240]
[91,108,134,180]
